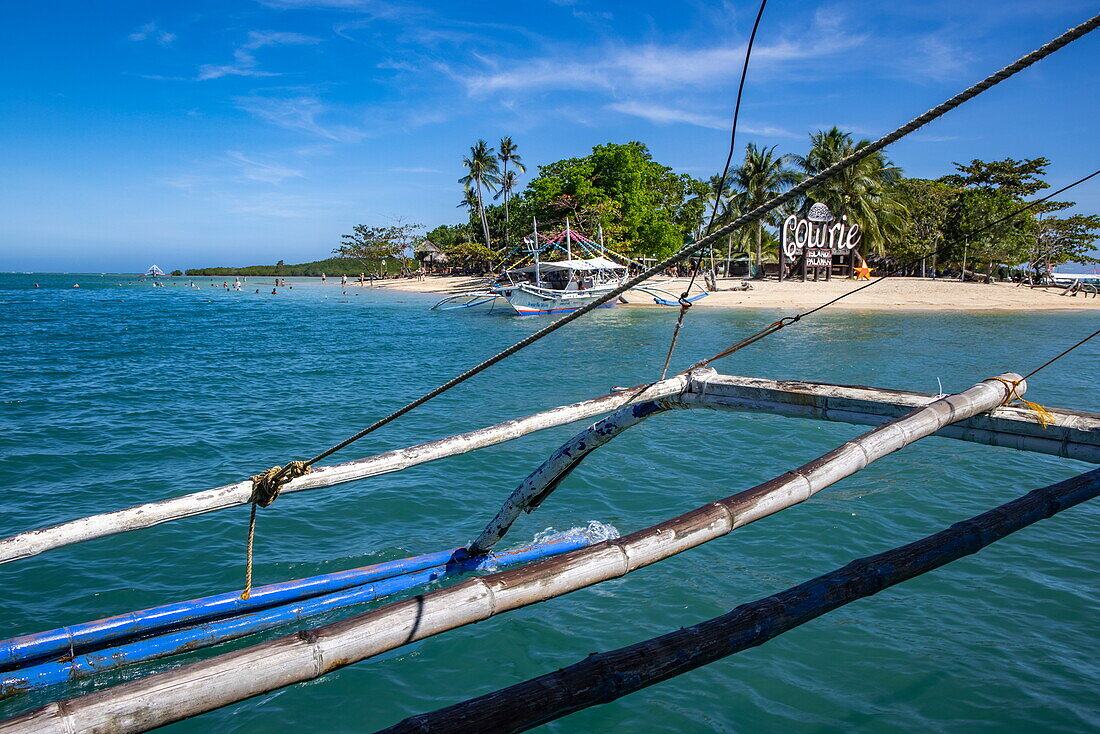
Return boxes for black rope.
[659,258,702,379]
[704,0,768,235]
[261,14,1100,482]
[1023,327,1100,381]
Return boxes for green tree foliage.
[792,127,907,256]
[892,178,956,262]
[441,240,496,270]
[1030,208,1100,271]
[459,140,500,247]
[938,158,1052,273]
[940,158,1050,197]
[524,141,707,259]
[425,223,473,251]
[185,257,402,277]
[334,221,422,274]
[943,188,1031,274]
[497,137,525,246]
[724,143,799,270]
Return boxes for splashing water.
[532,520,620,546]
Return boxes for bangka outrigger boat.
[431,220,708,315]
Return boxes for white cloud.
[606,101,795,136]
[888,33,974,83]
[129,22,175,46]
[197,30,320,81]
[236,96,367,142]
[459,12,863,96]
[160,174,208,192]
[227,151,305,183]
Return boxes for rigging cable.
[239,14,1100,596]
[257,12,1100,486]
[704,0,768,236]
[661,0,767,380]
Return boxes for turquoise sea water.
[1,272,1097,732]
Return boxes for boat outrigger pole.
[533,216,541,288]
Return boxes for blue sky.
[1,0,1098,272]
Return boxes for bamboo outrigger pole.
[468,371,1100,555]
[381,467,1100,734]
[5,371,1096,566]
[0,374,1023,734]
[0,374,693,565]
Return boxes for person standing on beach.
[341,274,348,287]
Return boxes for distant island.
[185,257,400,277]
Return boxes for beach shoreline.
[356,274,1100,312]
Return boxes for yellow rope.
[241,461,312,600]
[989,377,1055,429]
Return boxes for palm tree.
[459,140,500,247]
[728,143,799,275]
[498,137,525,246]
[791,127,907,256]
[458,184,479,212]
[494,170,520,223]
[704,174,730,229]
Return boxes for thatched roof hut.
[415,241,449,265]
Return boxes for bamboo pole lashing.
[0,374,1022,734]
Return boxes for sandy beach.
[370,274,1100,312]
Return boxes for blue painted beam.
[0,537,584,678]
[0,547,473,671]
[0,536,588,698]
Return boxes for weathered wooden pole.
[0,375,692,565]
[681,373,1100,463]
[0,375,1022,734]
[380,467,1100,734]
[466,396,690,555]
[470,370,1100,555]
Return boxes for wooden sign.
[779,203,863,281]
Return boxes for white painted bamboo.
[682,374,1100,463]
[0,374,1022,734]
[0,375,692,565]
[471,370,1099,555]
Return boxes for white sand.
[369,275,1100,312]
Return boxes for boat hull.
[496,285,620,316]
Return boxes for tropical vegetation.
[190,131,1098,278]
[425,133,1096,277]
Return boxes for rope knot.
[989,377,1054,429]
[250,460,312,508]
